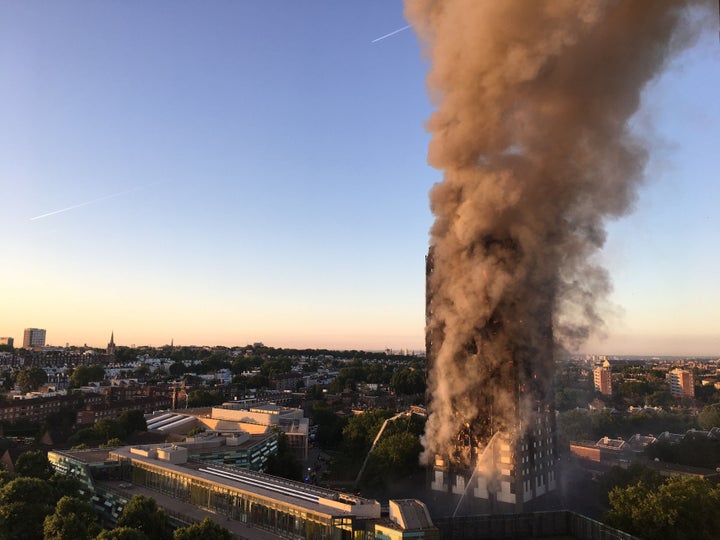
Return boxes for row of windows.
[129,461,349,540]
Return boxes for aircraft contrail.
[371,24,411,44]
[30,184,154,221]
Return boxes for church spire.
[107,331,116,356]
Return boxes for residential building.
[593,363,612,395]
[23,328,46,349]
[425,252,557,514]
[0,337,13,348]
[667,368,694,398]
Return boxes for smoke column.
[406,0,708,464]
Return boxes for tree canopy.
[0,476,56,539]
[605,476,720,539]
[43,495,99,540]
[96,527,149,540]
[70,365,105,387]
[14,449,54,480]
[173,518,232,540]
[16,367,47,393]
[698,403,720,430]
[117,495,172,540]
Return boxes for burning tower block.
[408,0,706,517]
[425,251,557,514]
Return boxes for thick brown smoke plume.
[406,0,707,464]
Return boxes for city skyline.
[2,2,719,356]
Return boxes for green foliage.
[265,432,303,481]
[605,476,720,539]
[16,368,48,393]
[389,368,425,395]
[557,408,694,442]
[361,432,422,489]
[173,518,233,540]
[117,495,172,540]
[43,495,99,540]
[43,407,78,439]
[68,409,146,446]
[646,389,673,408]
[68,428,100,445]
[96,527,149,540]
[0,471,15,488]
[598,464,662,505]
[48,473,85,500]
[259,357,292,378]
[0,477,55,539]
[169,362,189,376]
[327,360,394,392]
[342,410,393,455]
[70,365,105,388]
[645,436,720,469]
[186,390,225,408]
[114,347,140,365]
[104,438,124,447]
[310,402,346,450]
[95,419,126,441]
[15,449,53,480]
[118,410,147,434]
[698,403,720,430]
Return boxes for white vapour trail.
[371,24,412,43]
[30,183,156,221]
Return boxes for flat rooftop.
[109,446,378,519]
[97,479,281,540]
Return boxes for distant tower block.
[667,368,694,398]
[23,328,46,350]
[593,362,613,396]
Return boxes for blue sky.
[1,2,718,355]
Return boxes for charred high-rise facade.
[425,251,557,514]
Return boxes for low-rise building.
[48,446,438,539]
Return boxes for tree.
[118,410,147,435]
[169,362,188,376]
[94,419,125,442]
[43,495,99,540]
[390,368,425,395]
[173,518,232,540]
[16,367,47,393]
[96,527,149,540]
[117,495,172,540]
[70,365,105,387]
[598,463,662,505]
[698,403,720,430]
[0,477,55,539]
[265,432,303,481]
[363,432,422,486]
[48,473,85,500]
[310,402,346,450]
[342,409,393,456]
[606,476,720,539]
[15,449,53,480]
[104,438,124,447]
